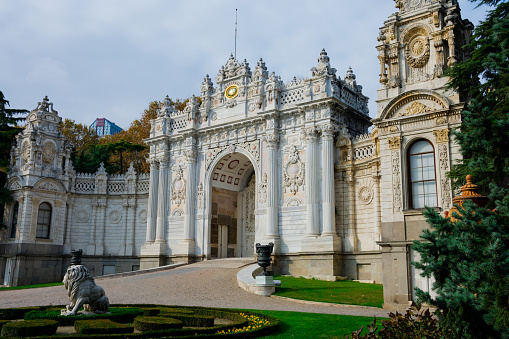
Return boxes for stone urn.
[255,242,274,276]
[70,249,83,266]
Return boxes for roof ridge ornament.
[310,48,337,78]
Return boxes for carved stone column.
[155,157,169,243]
[372,171,382,242]
[305,127,319,236]
[321,126,336,235]
[183,149,197,241]
[266,133,279,238]
[145,159,159,243]
[347,172,358,251]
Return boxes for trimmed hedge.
[24,307,144,326]
[158,307,194,315]
[0,304,280,339]
[161,313,214,327]
[74,319,134,335]
[0,319,58,337]
[134,316,183,331]
[0,320,10,331]
[0,306,44,320]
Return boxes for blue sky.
[0,0,489,129]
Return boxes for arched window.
[409,140,437,208]
[36,202,52,239]
[10,202,19,238]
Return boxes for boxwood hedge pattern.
[0,304,279,338]
[1,319,58,338]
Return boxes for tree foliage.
[0,91,27,230]
[414,1,509,338]
[446,1,509,192]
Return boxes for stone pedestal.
[301,234,342,253]
[254,275,276,297]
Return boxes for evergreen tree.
[0,91,27,231]
[446,0,509,192]
[414,1,509,337]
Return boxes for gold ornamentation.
[433,128,449,143]
[399,101,432,117]
[388,136,402,149]
[224,84,239,99]
[405,36,430,68]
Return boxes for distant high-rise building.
[90,118,123,137]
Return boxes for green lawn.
[250,309,383,338]
[273,276,384,308]
[0,282,63,291]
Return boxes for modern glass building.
[90,118,123,137]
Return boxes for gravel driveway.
[0,258,391,318]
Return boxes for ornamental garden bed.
[0,304,279,338]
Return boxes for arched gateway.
[140,51,373,279]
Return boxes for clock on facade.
[225,84,239,99]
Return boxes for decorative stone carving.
[399,101,432,117]
[405,35,430,68]
[287,198,302,207]
[258,173,268,204]
[61,265,109,316]
[35,180,62,192]
[310,49,337,77]
[196,183,204,209]
[358,186,374,205]
[75,209,90,223]
[170,165,186,206]
[392,151,402,212]
[138,209,148,223]
[438,144,452,208]
[283,146,305,195]
[42,142,56,164]
[433,128,449,143]
[9,180,21,190]
[108,209,122,224]
[205,140,260,170]
[388,136,402,150]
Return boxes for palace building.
[0,0,472,309]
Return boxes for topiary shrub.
[134,316,183,332]
[24,307,144,326]
[0,306,44,320]
[159,307,194,315]
[142,308,161,316]
[0,319,58,337]
[161,313,215,327]
[0,320,10,332]
[74,319,134,334]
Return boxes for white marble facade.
[0,0,473,309]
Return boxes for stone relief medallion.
[170,165,186,206]
[138,209,148,223]
[155,123,162,132]
[283,146,305,195]
[287,198,302,207]
[75,209,90,223]
[358,186,374,205]
[109,209,122,224]
[42,142,56,164]
[405,35,430,68]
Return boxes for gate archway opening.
[209,152,256,259]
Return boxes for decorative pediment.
[8,178,22,191]
[33,178,65,192]
[379,90,450,120]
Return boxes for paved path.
[0,259,391,318]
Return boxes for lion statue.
[61,265,109,316]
